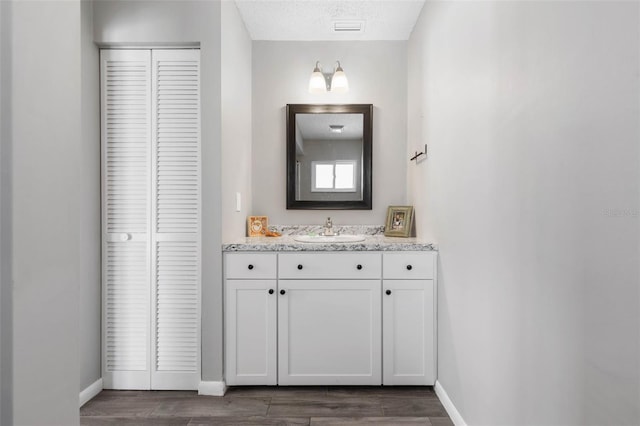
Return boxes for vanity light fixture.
[308,61,349,94]
[331,62,349,93]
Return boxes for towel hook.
[410,144,428,162]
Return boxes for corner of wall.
[220,1,253,241]
[0,0,13,423]
[12,1,83,423]
[79,0,102,393]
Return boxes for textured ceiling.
[233,0,426,41]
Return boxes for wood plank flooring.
[80,386,453,426]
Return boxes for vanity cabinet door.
[382,279,435,385]
[225,280,277,385]
[278,280,382,385]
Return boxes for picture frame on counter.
[384,206,414,237]
[247,216,269,237]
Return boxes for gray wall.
[252,41,407,226]
[93,0,224,382]
[12,1,83,424]
[408,2,640,425]
[221,1,252,241]
[79,0,101,393]
[0,0,12,424]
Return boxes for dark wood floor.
[80,386,453,426]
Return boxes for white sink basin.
[292,234,366,243]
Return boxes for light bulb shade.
[309,70,327,94]
[331,69,349,93]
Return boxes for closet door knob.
[406,265,413,271]
[386,290,392,295]
[297,264,303,270]
[119,233,131,242]
[268,289,274,295]
[280,289,286,295]
[247,264,254,270]
[356,264,363,270]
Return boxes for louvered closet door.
[101,49,152,390]
[101,49,201,391]
[150,49,201,390]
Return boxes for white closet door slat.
[101,49,152,390]
[150,49,201,390]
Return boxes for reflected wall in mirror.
[287,104,372,210]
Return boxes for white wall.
[408,2,640,425]
[93,0,224,381]
[221,1,252,241]
[252,41,407,226]
[79,0,101,393]
[12,1,83,424]
[0,1,12,423]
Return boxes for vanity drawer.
[225,253,277,279]
[383,252,435,279]
[279,252,381,279]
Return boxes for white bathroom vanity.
[223,234,437,387]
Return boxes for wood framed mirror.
[286,104,373,210]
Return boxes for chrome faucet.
[323,217,336,236]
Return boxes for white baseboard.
[435,380,467,426]
[198,380,227,396]
[79,378,103,407]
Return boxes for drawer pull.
[386,289,392,295]
[280,289,286,295]
[406,265,413,271]
[356,264,363,270]
[247,264,254,270]
[297,264,303,270]
[268,289,274,295]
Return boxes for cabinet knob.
[268,289,274,295]
[356,264,363,270]
[247,264,254,270]
[386,289,392,295]
[280,289,286,295]
[297,264,303,270]
[406,265,413,271]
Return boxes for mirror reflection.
[295,113,363,202]
[286,104,372,210]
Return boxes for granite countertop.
[222,235,437,252]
